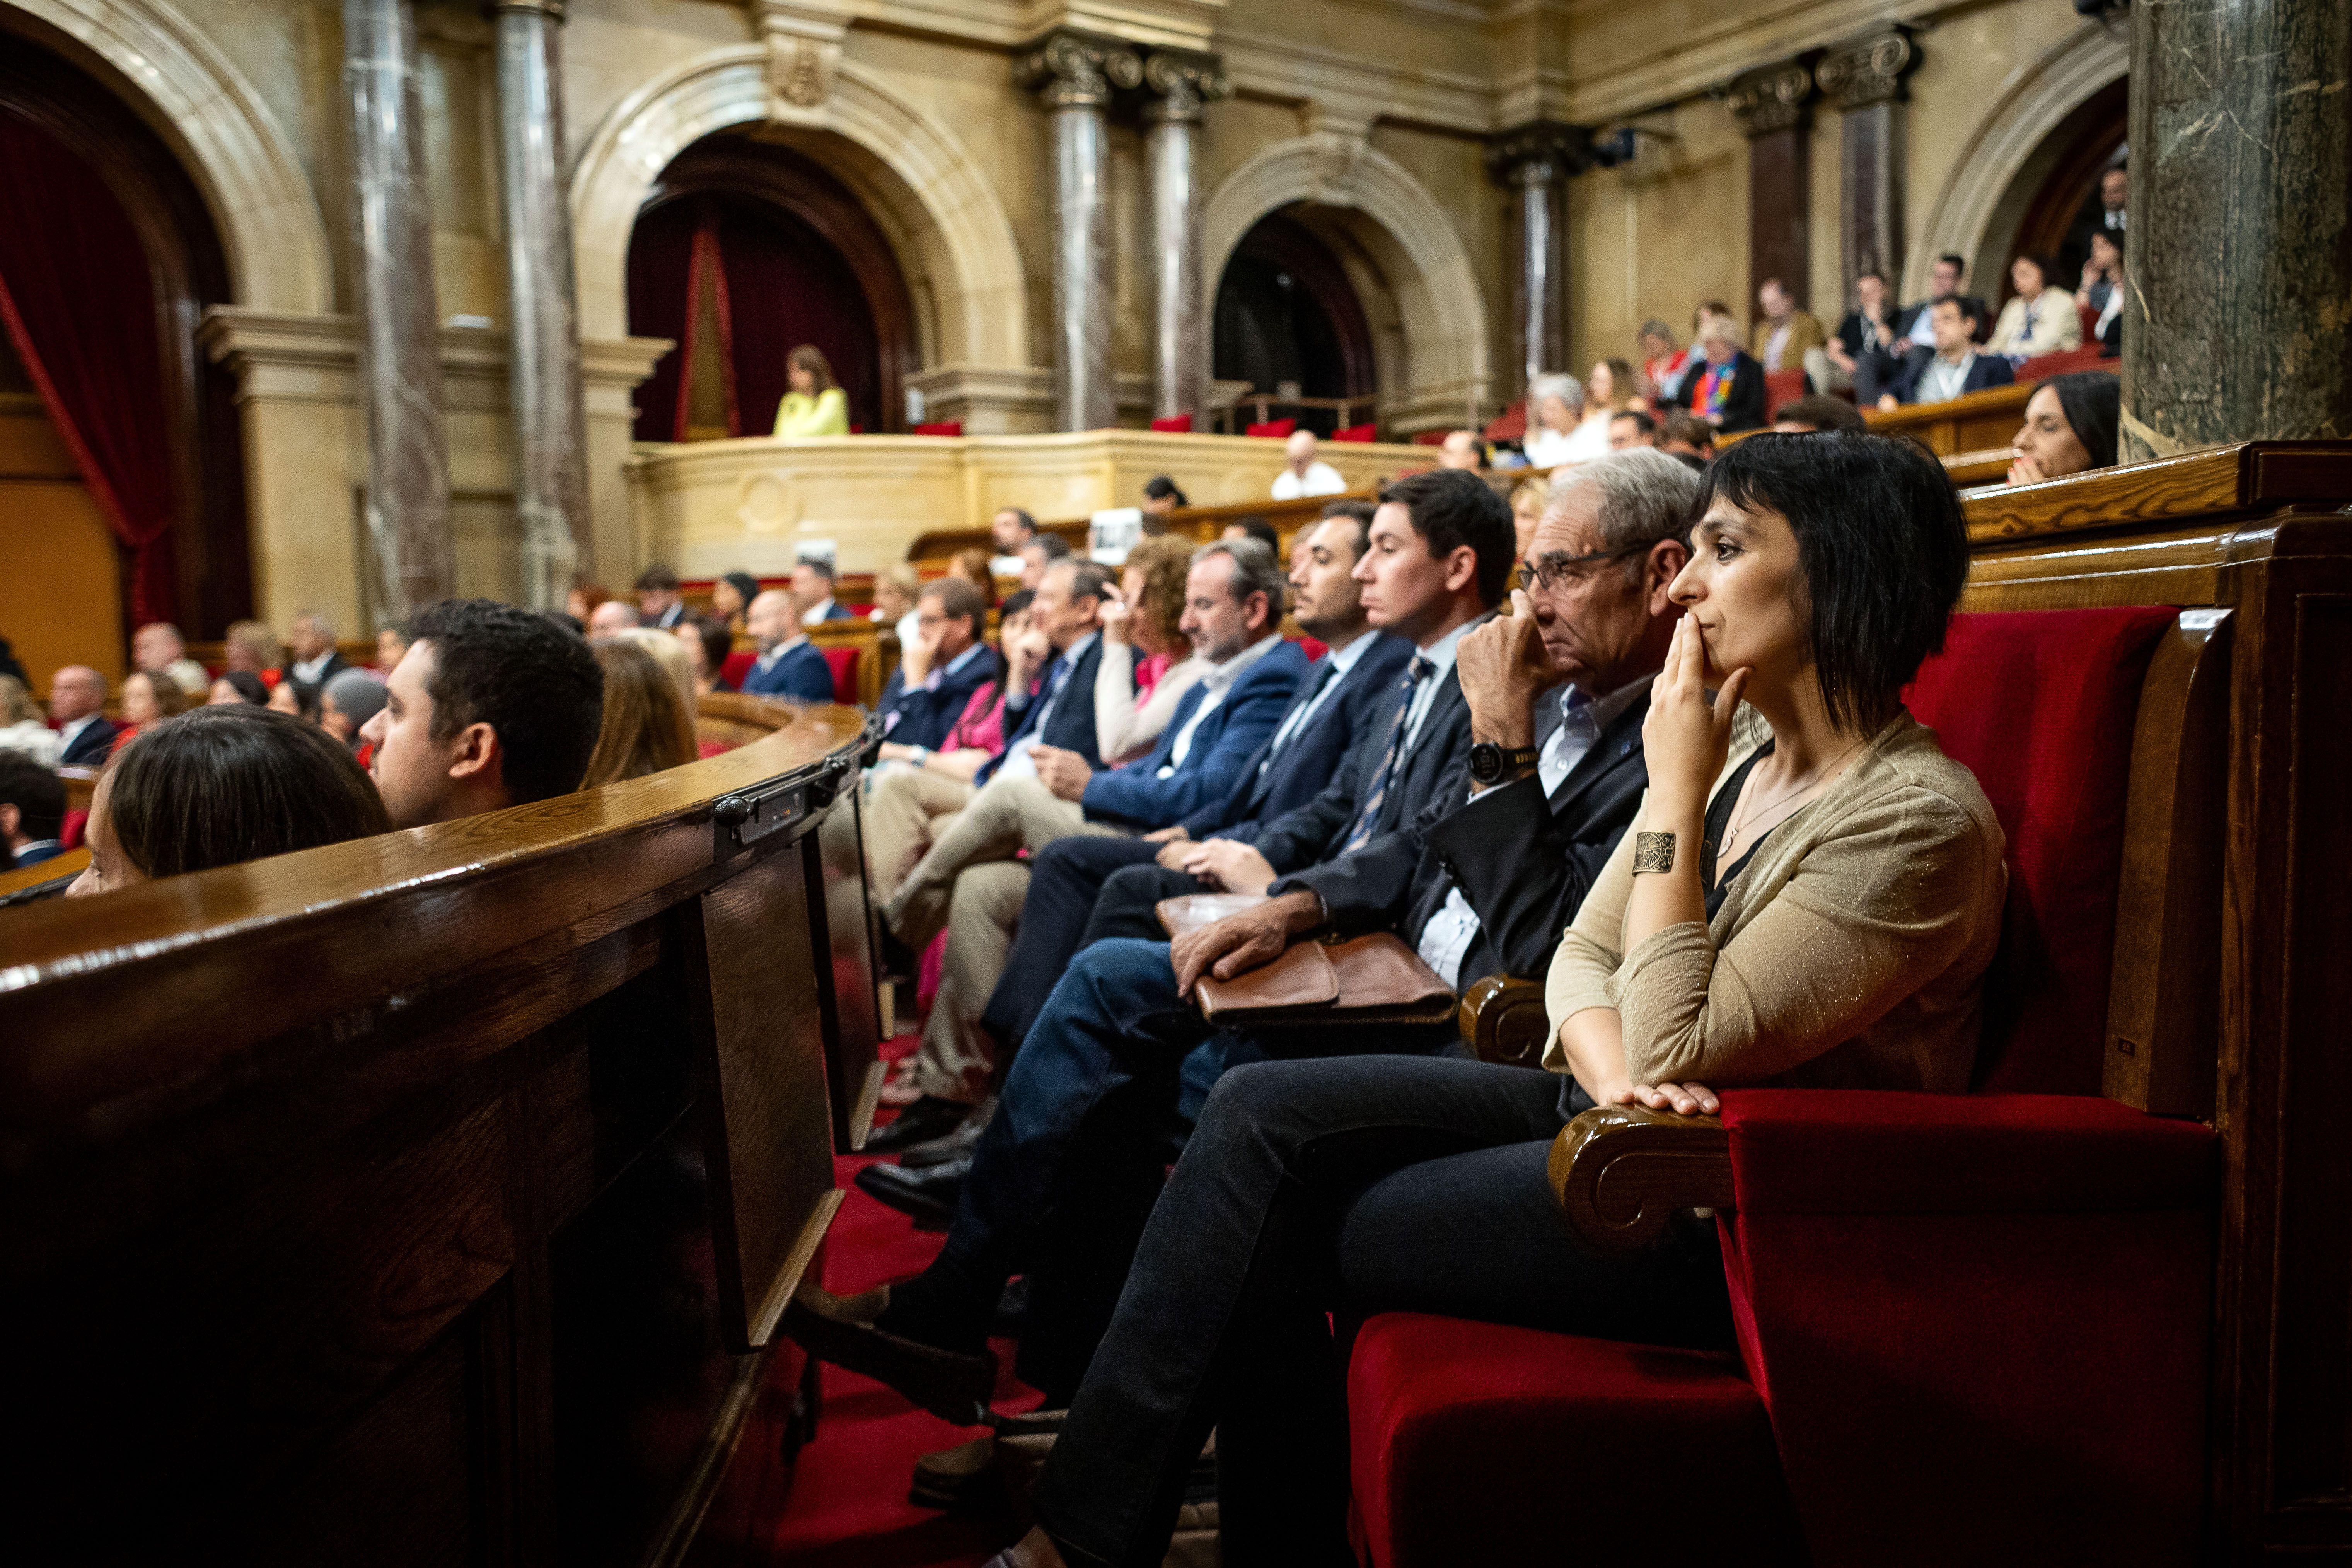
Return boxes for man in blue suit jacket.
[874,577,998,752]
[737,589,836,703]
[1884,295,2016,407]
[792,559,859,624]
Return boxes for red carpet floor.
[691,1037,1042,1568]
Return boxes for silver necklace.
[1722,740,1862,858]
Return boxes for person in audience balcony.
[677,613,735,695]
[2006,370,2122,486]
[1097,536,1207,764]
[2066,164,2129,269]
[111,669,187,755]
[872,564,923,647]
[1639,319,1693,404]
[1748,276,1826,377]
[633,565,687,630]
[0,676,62,765]
[1436,430,1486,470]
[1825,269,1902,404]
[787,466,1520,1404]
[1140,476,1189,534]
[948,548,1001,611]
[222,620,284,684]
[1658,412,1716,462]
[361,597,605,829]
[703,570,755,633]
[877,578,1001,752]
[67,706,394,897]
[49,665,116,765]
[266,675,319,722]
[1271,428,1347,500]
[283,611,348,693]
[1671,317,1768,433]
[1521,374,1604,467]
[0,751,67,869]
[1609,409,1660,450]
[131,621,210,700]
[207,672,269,706]
[967,430,2003,1568]
[1222,516,1281,556]
[990,507,1040,575]
[1018,533,1071,592]
[566,583,610,625]
[581,637,698,787]
[1987,254,2081,360]
[738,589,835,703]
[1509,476,1550,565]
[376,621,413,673]
[2085,232,2126,356]
[319,670,386,758]
[618,625,699,718]
[773,343,849,438]
[2077,230,2122,319]
[1882,295,2016,409]
[1890,253,1985,362]
[1772,394,1868,433]
[793,558,854,625]
[1586,356,1646,426]
[585,597,640,638]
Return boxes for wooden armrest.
[1457,974,1550,1066]
[1547,1104,1735,1252]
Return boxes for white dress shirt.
[997,631,1098,780]
[289,650,337,686]
[1157,633,1283,778]
[1915,350,1978,406]
[800,596,840,627]
[1271,461,1347,500]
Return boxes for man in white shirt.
[131,622,210,699]
[285,611,349,689]
[48,665,117,765]
[1270,428,1347,500]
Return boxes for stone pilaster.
[1724,55,1820,309]
[1487,120,1595,394]
[1816,29,1919,298]
[1016,29,1142,432]
[1141,49,1229,429]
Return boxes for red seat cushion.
[1903,607,2174,1093]
[1245,418,1297,439]
[1330,422,1378,442]
[1409,429,1449,446]
[1293,635,1328,663]
[59,809,87,851]
[912,420,962,436]
[1347,1313,1801,1568]
[822,645,860,706]
[1763,365,1808,418]
[721,650,756,689]
[1149,414,1194,433]
[1481,400,1527,442]
[2018,346,2107,382]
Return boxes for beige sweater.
[1544,707,2007,1095]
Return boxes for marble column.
[492,0,590,609]
[2125,0,2352,455]
[1017,31,1140,432]
[1486,121,1590,394]
[343,0,454,616]
[1815,29,1918,295]
[1725,57,1819,308]
[1142,51,1229,429]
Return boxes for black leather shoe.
[856,1154,971,1229]
[863,1095,976,1155]
[901,1097,995,1169]
[781,1283,997,1425]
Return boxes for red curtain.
[0,114,179,624]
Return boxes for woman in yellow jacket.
[774,344,850,437]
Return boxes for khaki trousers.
[886,771,1127,950]
[864,765,976,906]
[915,861,1030,1102]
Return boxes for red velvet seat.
[2017,345,2108,382]
[913,420,963,436]
[1762,365,1807,419]
[823,645,861,706]
[1348,607,2217,1568]
[1150,414,1194,433]
[721,650,756,689]
[1245,418,1297,439]
[1330,422,1378,443]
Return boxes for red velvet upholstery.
[1150,414,1194,433]
[1481,400,1527,442]
[912,420,962,436]
[823,646,860,706]
[2018,345,2108,382]
[1409,429,1449,446]
[1330,422,1378,442]
[1245,418,1297,439]
[1348,1314,1802,1567]
[60,809,87,851]
[721,650,756,689]
[1762,365,1807,419]
[1292,635,1328,663]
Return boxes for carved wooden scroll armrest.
[1547,1104,1736,1252]
[1457,975,1551,1067]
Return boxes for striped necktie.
[1340,656,1433,855]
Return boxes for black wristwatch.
[1468,740,1542,785]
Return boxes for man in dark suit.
[283,611,350,694]
[873,576,998,752]
[737,588,836,702]
[1890,253,1992,394]
[1668,321,1768,432]
[633,564,687,630]
[48,665,118,765]
[0,754,68,871]
[1882,295,2016,407]
[1825,270,1903,406]
[792,558,858,625]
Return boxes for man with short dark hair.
[1826,270,1902,405]
[1893,253,1989,359]
[1017,532,1069,592]
[131,622,209,699]
[1607,408,1659,449]
[0,752,68,869]
[285,610,348,691]
[48,665,117,765]
[740,588,836,701]
[792,558,853,625]
[1139,476,1188,535]
[874,577,998,752]
[990,506,1039,555]
[634,565,686,628]
[360,598,605,828]
[1658,411,1715,459]
[1882,295,2015,408]
[1772,394,1868,433]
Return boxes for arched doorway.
[0,37,250,672]
[1975,75,2128,306]
[627,135,918,441]
[1213,210,1378,436]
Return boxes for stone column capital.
[1723,56,1818,138]
[1485,119,1598,186]
[1815,28,1920,111]
[1016,28,1143,111]
[1141,48,1229,124]
[746,0,845,113]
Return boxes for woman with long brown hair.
[109,669,188,756]
[582,637,698,787]
[774,343,850,437]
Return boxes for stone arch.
[1204,138,1492,423]
[1910,22,2129,300]
[0,0,331,313]
[571,48,1030,371]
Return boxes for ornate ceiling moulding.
[746,0,844,116]
[1815,27,1920,112]
[1723,55,1818,139]
[1141,47,1231,123]
[1483,118,1626,186]
[1015,28,1144,111]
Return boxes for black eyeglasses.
[1515,542,1649,592]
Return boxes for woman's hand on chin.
[1642,613,1749,816]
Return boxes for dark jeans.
[1030,1054,1735,1568]
[978,835,1166,1056]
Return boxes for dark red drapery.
[0,113,179,625]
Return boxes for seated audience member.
[319,670,387,754]
[585,596,641,637]
[567,583,611,624]
[677,613,735,695]
[133,621,211,699]
[1097,536,1206,764]
[1825,269,1902,403]
[1436,429,1485,470]
[208,672,269,706]
[793,557,854,625]
[68,706,394,897]
[1140,476,1189,533]
[112,669,188,754]
[582,637,699,787]
[1749,276,1827,375]
[1018,532,1071,592]
[1270,428,1347,500]
[266,675,318,722]
[789,465,1525,1397]
[2007,371,2122,486]
[1773,393,1868,433]
[376,621,413,673]
[1890,253,1987,361]
[1585,356,1644,425]
[2076,230,2121,320]
[223,619,283,681]
[1671,316,1769,432]
[1658,411,1716,462]
[634,565,686,629]
[49,665,118,764]
[1882,295,2016,408]
[1986,253,2081,359]
[361,597,605,829]
[0,751,68,868]
[872,563,923,646]
[773,343,850,437]
[1609,408,1660,450]
[285,610,348,691]
[1222,515,1281,556]
[618,626,698,717]
[989,507,1040,575]
[0,675,62,764]
[706,571,757,632]
[877,577,1000,751]
[1509,476,1549,565]
[738,589,835,703]
[975,430,2001,1568]
[949,548,1001,609]
[2090,234,2126,356]
[1522,374,1602,467]
[1640,319,1693,403]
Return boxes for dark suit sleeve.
[1976,355,2016,390]
[1422,762,1646,980]
[783,647,836,703]
[1272,704,1475,933]
[1721,358,1769,432]
[1244,703,1390,867]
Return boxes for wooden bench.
[0,694,884,1565]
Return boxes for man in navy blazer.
[1883,295,2015,407]
[792,559,858,625]
[874,577,998,752]
[48,665,119,765]
[737,589,836,703]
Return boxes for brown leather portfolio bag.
[1154,894,1457,1029]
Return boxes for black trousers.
[977,836,1172,1055]
[1029,1054,1734,1568]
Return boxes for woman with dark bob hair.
[67,706,391,897]
[972,432,2009,1568]
[2006,370,2121,485]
